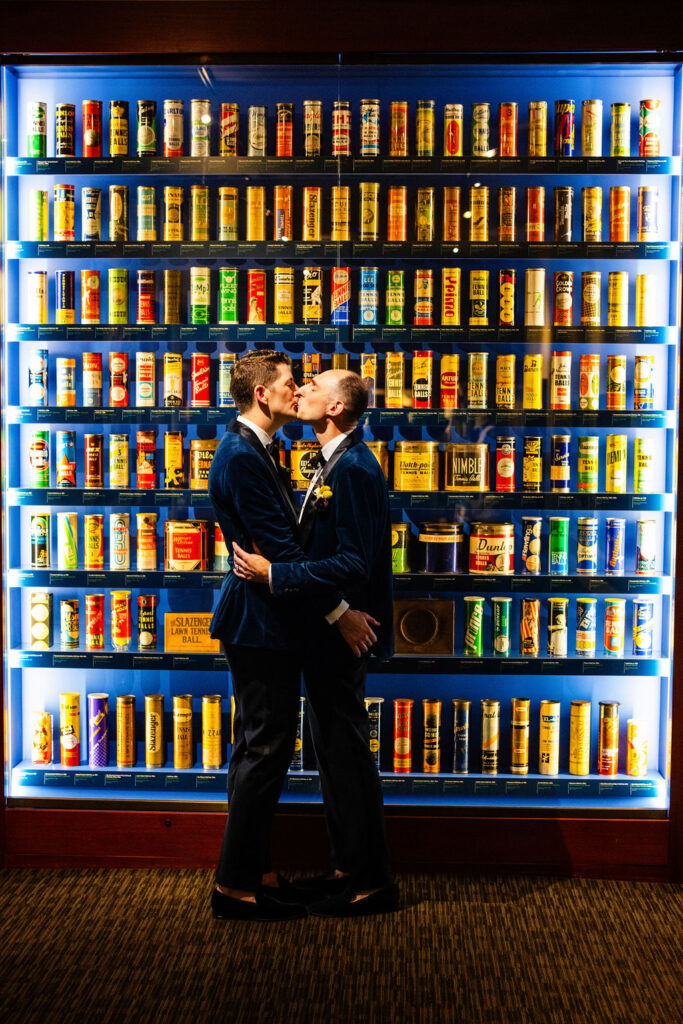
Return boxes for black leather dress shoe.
[308,883,400,919]
[211,887,307,922]
[260,874,310,905]
[290,873,351,902]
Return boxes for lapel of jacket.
[320,429,359,483]
[228,419,299,527]
[298,430,360,547]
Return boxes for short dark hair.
[230,350,292,412]
[334,371,368,424]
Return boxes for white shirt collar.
[236,414,274,450]
[321,429,354,462]
[298,430,354,523]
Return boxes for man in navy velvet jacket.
[208,351,380,923]
[232,369,398,918]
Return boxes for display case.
[2,52,681,870]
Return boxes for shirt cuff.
[325,600,349,625]
[268,565,274,593]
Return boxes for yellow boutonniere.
[312,483,333,511]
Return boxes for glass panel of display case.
[2,59,680,812]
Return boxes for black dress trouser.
[302,628,393,891]
[215,643,301,890]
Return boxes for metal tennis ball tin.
[469,523,514,575]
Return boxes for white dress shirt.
[236,414,275,455]
[298,429,354,523]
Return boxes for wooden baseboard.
[1,806,672,881]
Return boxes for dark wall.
[2,0,682,59]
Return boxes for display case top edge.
[5,58,683,73]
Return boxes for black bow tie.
[266,439,281,463]
[310,450,326,471]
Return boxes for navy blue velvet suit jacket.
[208,422,333,650]
[269,436,395,660]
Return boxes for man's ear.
[254,384,268,404]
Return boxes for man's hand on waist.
[336,608,380,658]
[232,541,271,583]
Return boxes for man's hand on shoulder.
[232,541,271,583]
[337,608,380,658]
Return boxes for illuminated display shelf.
[9,762,666,807]
[7,649,671,675]
[7,569,671,594]
[6,325,676,345]
[5,488,673,510]
[6,155,680,175]
[3,57,678,818]
[6,407,672,428]
[5,241,677,260]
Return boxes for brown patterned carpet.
[0,869,681,1024]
